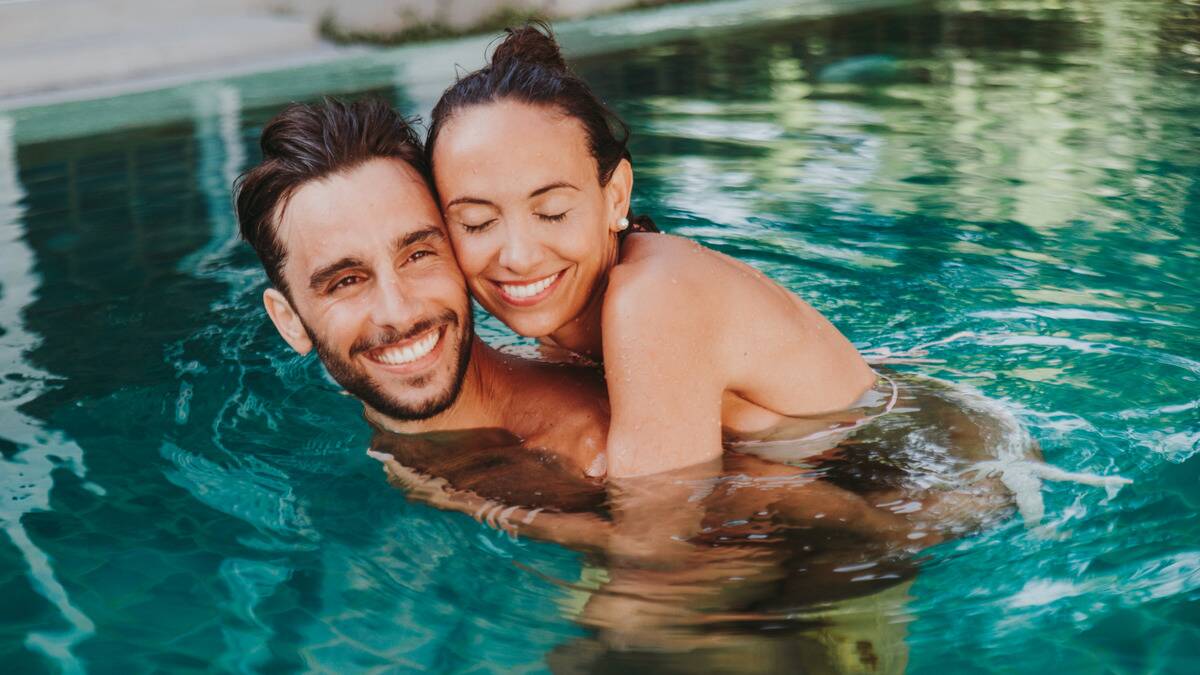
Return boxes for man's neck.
[364,338,512,435]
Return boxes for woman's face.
[431,100,629,338]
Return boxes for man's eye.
[330,276,361,292]
[407,250,434,264]
[537,211,568,223]
[461,219,496,232]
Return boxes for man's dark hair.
[235,97,430,295]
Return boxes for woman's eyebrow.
[529,182,579,198]
[445,182,577,208]
[445,195,493,208]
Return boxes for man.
[237,97,615,472]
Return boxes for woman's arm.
[601,262,727,478]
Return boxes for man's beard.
[305,308,473,421]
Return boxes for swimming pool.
[1,0,1197,671]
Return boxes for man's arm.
[372,453,613,552]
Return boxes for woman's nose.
[497,223,544,275]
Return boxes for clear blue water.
[2,0,1198,672]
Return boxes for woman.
[426,23,877,478]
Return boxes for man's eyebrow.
[529,182,579,198]
[309,257,364,292]
[306,228,444,291]
[393,226,446,252]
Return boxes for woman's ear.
[605,159,634,232]
[263,288,313,355]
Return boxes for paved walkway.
[0,0,642,106]
[0,0,334,104]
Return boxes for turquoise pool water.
[2,0,1198,672]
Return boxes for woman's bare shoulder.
[599,236,731,371]
[610,232,775,322]
[606,235,715,325]
[613,233,737,295]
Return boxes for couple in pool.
[236,25,1052,556]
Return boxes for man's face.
[264,158,473,421]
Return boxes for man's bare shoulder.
[497,353,609,472]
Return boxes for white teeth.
[374,329,440,365]
[501,272,559,299]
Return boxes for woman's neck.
[542,233,621,361]
[542,293,604,359]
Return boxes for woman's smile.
[492,268,568,307]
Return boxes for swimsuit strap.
[618,214,660,242]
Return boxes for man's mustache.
[348,309,459,357]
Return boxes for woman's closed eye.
[460,218,497,233]
[536,210,569,223]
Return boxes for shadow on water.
[0,0,1197,672]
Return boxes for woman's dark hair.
[235,97,430,295]
[426,21,656,233]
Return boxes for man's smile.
[363,325,445,374]
[493,269,567,306]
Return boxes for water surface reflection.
[0,0,1196,672]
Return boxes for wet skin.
[261,159,474,423]
[432,100,878,477]
[260,157,613,470]
[249,152,1018,663]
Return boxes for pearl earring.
[617,217,630,231]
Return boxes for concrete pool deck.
[0,0,661,107]
[0,0,344,106]
[0,0,913,144]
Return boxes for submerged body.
[372,369,1043,667]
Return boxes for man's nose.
[369,271,421,329]
[497,222,545,276]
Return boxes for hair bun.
[491,21,568,72]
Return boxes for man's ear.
[605,158,634,232]
[263,288,313,355]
